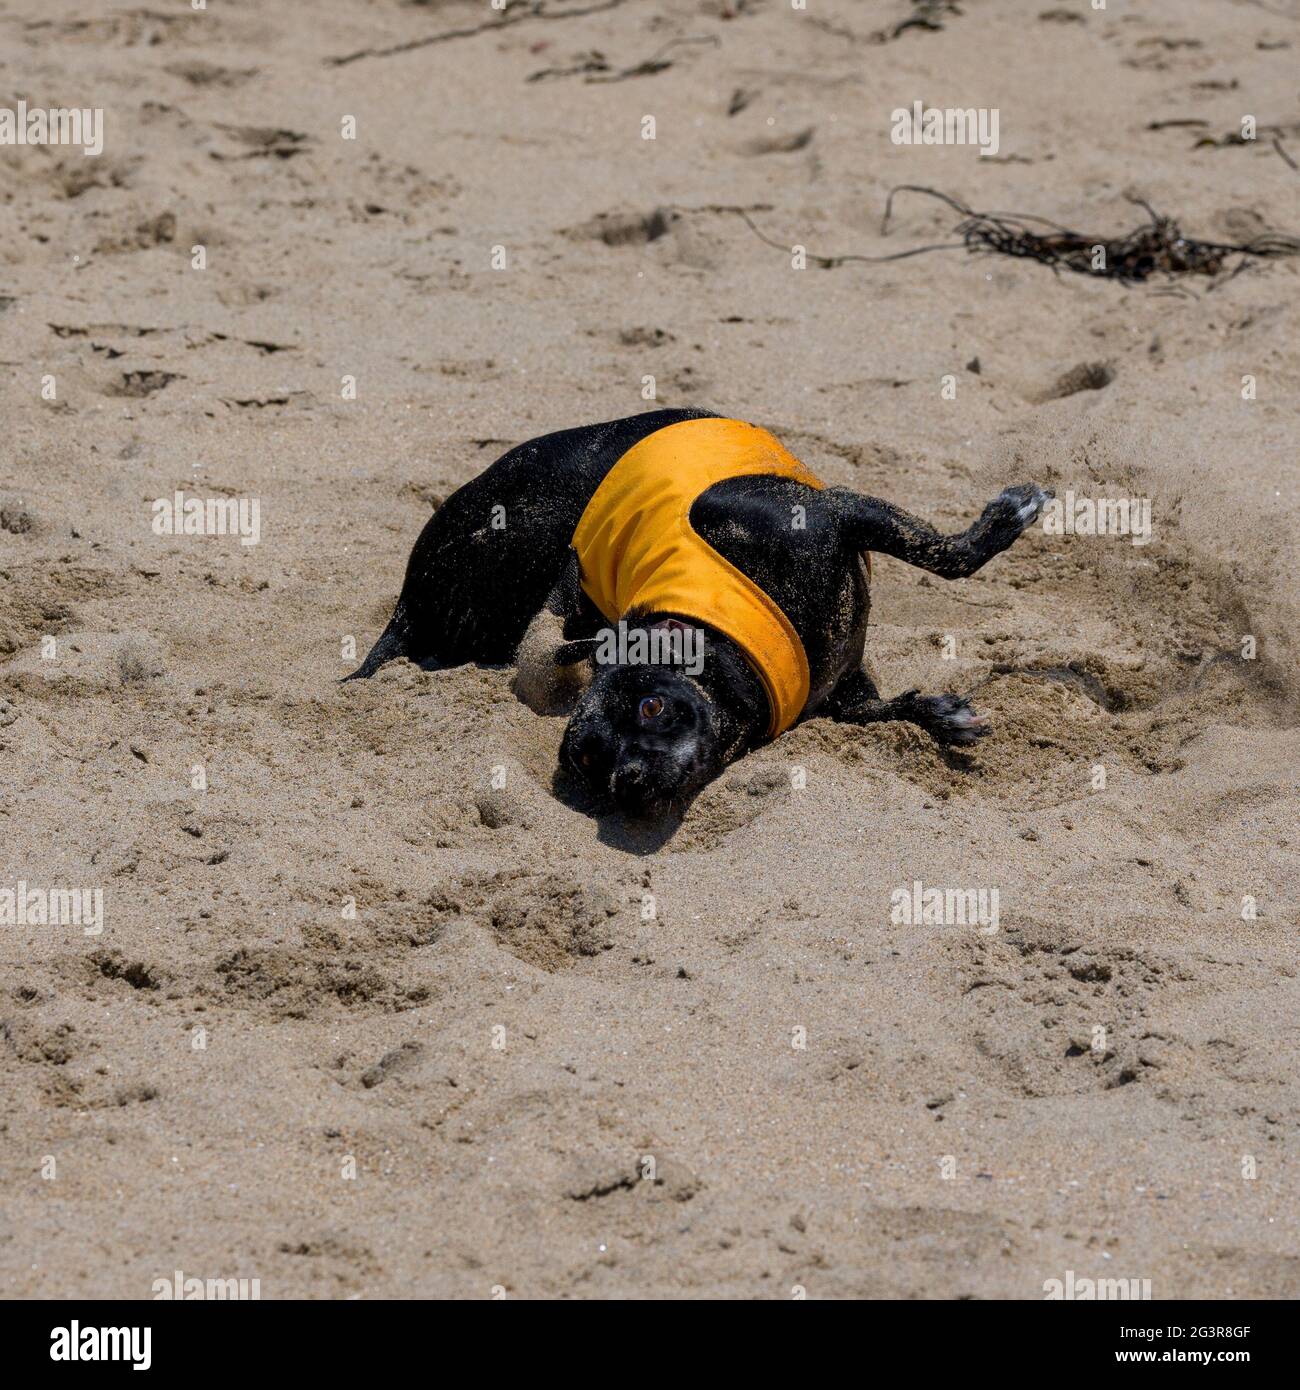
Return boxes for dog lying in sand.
[348,409,1051,816]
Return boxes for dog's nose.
[614,760,645,790]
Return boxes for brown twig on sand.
[326,0,630,68]
[883,0,964,41]
[1273,136,1300,173]
[719,207,965,268]
[529,33,719,84]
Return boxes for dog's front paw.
[904,692,990,747]
[978,483,1054,552]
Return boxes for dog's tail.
[342,602,412,682]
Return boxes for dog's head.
[560,663,723,817]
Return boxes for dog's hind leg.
[826,482,1052,578]
[826,670,988,747]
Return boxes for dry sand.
[1,0,1298,1298]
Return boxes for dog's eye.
[639,696,664,721]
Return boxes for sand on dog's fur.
[1,0,1297,1298]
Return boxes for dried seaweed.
[878,185,1300,283]
[724,206,960,268]
[714,187,1299,286]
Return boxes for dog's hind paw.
[904,692,990,746]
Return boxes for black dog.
[347,408,1051,816]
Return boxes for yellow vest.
[572,417,825,737]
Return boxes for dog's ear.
[554,637,599,666]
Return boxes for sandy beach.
[1,0,1297,1298]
